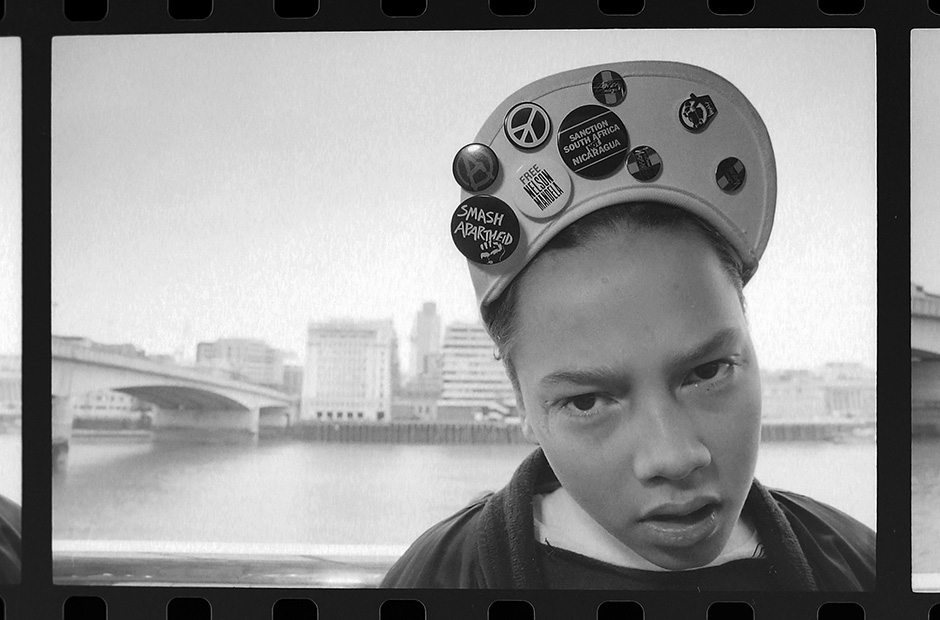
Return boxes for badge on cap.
[451,195,520,265]
[453,143,500,192]
[557,105,629,179]
[626,146,663,182]
[592,70,627,106]
[503,102,551,150]
[679,93,718,132]
[510,159,572,220]
[716,157,746,192]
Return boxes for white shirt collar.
[533,486,760,572]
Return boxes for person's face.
[512,223,761,570]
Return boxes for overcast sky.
[0,38,21,357]
[912,30,940,296]
[51,30,877,372]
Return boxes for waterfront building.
[302,319,395,422]
[408,302,442,379]
[195,338,285,388]
[818,362,877,420]
[70,389,151,420]
[760,364,876,422]
[437,322,516,422]
[760,369,826,422]
[283,363,304,396]
[392,373,443,421]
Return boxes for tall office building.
[437,322,515,422]
[302,320,395,422]
[409,302,441,379]
[195,338,285,387]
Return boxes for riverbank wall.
[281,420,875,445]
[68,419,876,445]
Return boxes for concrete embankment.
[279,420,875,445]
[67,419,876,445]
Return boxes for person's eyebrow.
[539,365,619,389]
[537,327,742,389]
[665,326,742,371]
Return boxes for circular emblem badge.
[626,146,663,182]
[557,104,629,179]
[452,143,500,192]
[716,157,746,193]
[591,70,627,106]
[503,102,551,150]
[510,159,572,220]
[451,195,520,265]
[679,93,718,132]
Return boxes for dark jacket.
[381,448,874,590]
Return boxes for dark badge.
[452,143,500,192]
[503,102,551,150]
[557,104,629,179]
[451,195,520,265]
[679,93,718,132]
[592,70,627,106]
[626,146,663,182]
[716,157,746,192]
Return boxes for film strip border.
[0,0,928,618]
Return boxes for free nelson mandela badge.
[451,195,520,265]
[511,159,572,219]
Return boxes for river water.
[50,436,877,549]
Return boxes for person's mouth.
[638,497,722,548]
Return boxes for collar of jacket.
[474,447,818,590]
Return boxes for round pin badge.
[716,157,746,192]
[510,159,572,220]
[591,70,627,106]
[626,146,663,182]
[453,143,500,192]
[557,104,629,179]
[451,195,521,265]
[503,102,551,150]
[679,93,718,132]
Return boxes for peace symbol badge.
[503,102,551,150]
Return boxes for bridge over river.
[913,284,940,434]
[52,336,296,470]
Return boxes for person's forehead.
[523,222,720,286]
[512,230,744,357]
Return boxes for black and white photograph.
[0,36,23,585]
[51,30,876,589]
[912,28,940,594]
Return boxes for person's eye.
[555,393,616,419]
[683,359,737,387]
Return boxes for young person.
[381,62,875,590]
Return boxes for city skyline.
[52,31,877,372]
[53,316,876,378]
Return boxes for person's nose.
[631,390,711,482]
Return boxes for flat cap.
[449,61,776,315]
